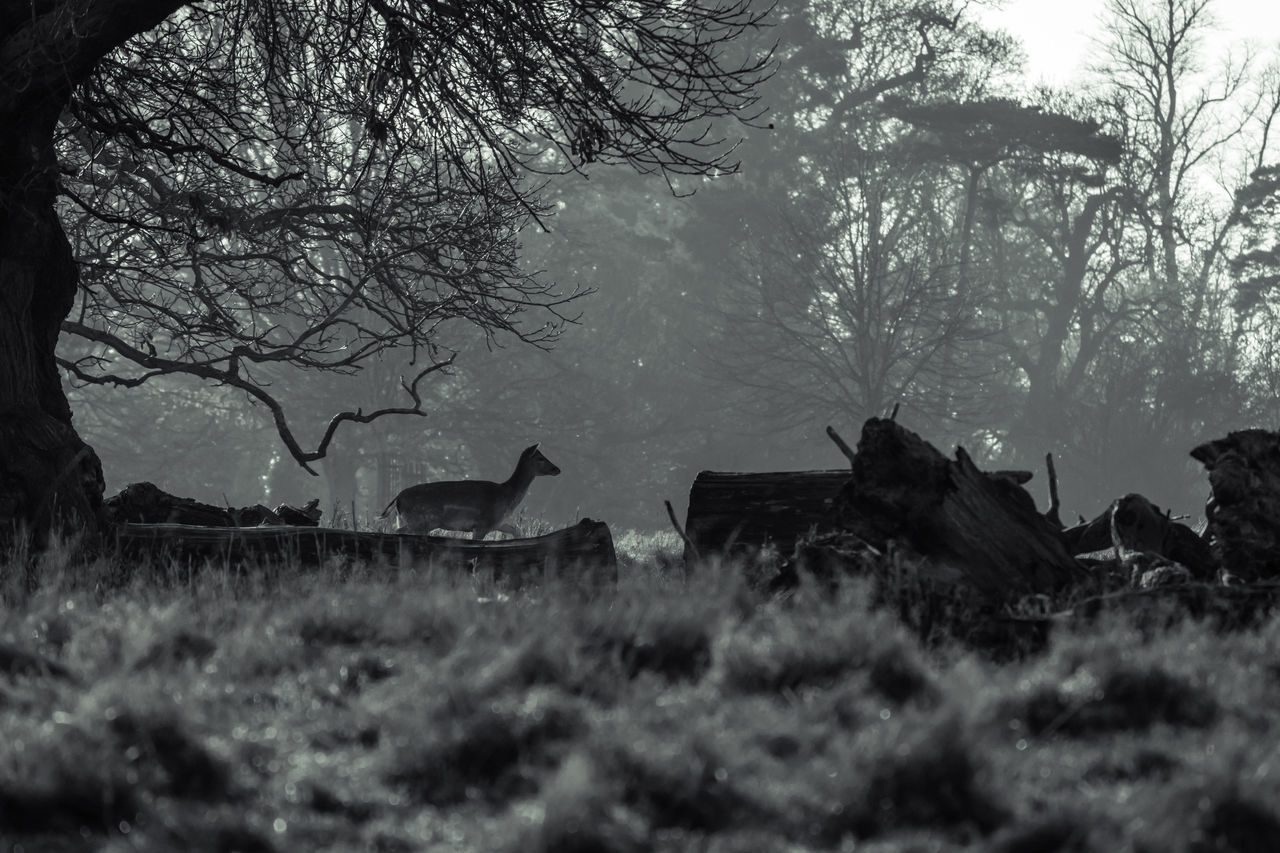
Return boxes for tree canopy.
[0,0,773,543]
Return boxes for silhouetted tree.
[1,0,771,547]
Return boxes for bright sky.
[980,0,1280,86]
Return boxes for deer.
[378,443,561,539]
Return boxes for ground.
[1,531,1279,852]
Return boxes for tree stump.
[831,417,1084,601]
[1191,429,1280,580]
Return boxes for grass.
[1,532,1280,851]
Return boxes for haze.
[66,0,1280,536]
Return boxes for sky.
[980,0,1280,86]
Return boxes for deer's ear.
[525,443,540,453]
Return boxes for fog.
[65,0,1280,535]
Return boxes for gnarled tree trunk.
[2,0,186,552]
[0,106,104,551]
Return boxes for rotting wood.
[104,481,321,527]
[1044,453,1062,529]
[664,499,700,568]
[111,518,618,587]
[1061,494,1215,580]
[827,417,1084,601]
[682,469,850,566]
[1191,429,1280,581]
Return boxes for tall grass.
[0,531,1277,851]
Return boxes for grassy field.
[2,531,1279,852]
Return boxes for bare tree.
[1099,0,1279,298]
[986,0,1280,510]
[704,138,1000,436]
[685,0,1021,442]
[0,0,771,547]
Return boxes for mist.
[65,0,1280,536]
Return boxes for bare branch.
[826,425,857,467]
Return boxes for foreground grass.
[1,536,1279,851]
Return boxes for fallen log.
[111,518,618,587]
[1191,429,1280,581]
[104,481,321,527]
[830,417,1085,601]
[1060,494,1215,580]
[681,470,850,566]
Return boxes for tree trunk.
[2,0,213,554]
[0,108,104,551]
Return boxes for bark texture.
[104,481,322,527]
[0,0,186,549]
[832,417,1084,600]
[0,106,104,549]
[1061,493,1215,580]
[1191,429,1280,580]
[682,470,850,565]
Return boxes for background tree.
[701,135,1001,440]
[685,0,1021,450]
[1,0,771,546]
[1020,0,1280,514]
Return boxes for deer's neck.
[503,459,537,500]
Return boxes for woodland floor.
[1,530,1279,852]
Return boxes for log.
[104,481,321,527]
[682,470,850,565]
[831,417,1084,600]
[1191,429,1280,580]
[111,518,618,587]
[1061,494,1215,580]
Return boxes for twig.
[826,425,856,466]
[664,499,700,565]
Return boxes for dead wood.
[665,499,699,566]
[1061,507,1113,554]
[681,469,850,565]
[103,482,321,528]
[1191,429,1280,580]
[830,417,1084,601]
[1044,453,1062,529]
[111,518,617,586]
[1057,495,1214,579]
